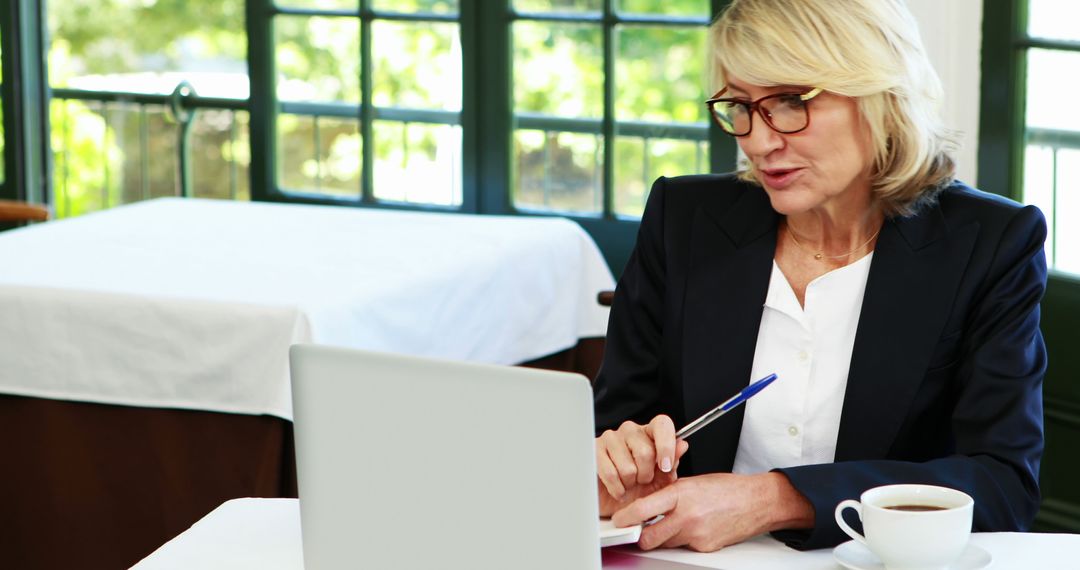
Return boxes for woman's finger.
[595,438,626,499]
[672,439,690,472]
[612,483,678,528]
[640,512,685,551]
[617,421,656,486]
[627,436,657,485]
[645,415,678,474]
[605,428,641,490]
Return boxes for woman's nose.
[737,113,785,158]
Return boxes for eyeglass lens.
[710,94,810,135]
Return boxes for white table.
[133,498,1080,569]
[0,197,614,419]
[0,197,615,569]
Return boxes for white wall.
[906,0,984,185]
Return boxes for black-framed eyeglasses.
[706,87,824,137]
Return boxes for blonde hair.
[711,0,956,216]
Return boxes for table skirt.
[0,338,603,570]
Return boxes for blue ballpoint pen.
[675,373,779,439]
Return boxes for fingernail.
[661,457,672,472]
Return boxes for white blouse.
[731,253,873,474]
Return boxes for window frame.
[977,0,1026,202]
[980,0,1080,534]
[0,0,49,207]
[978,0,1080,273]
[1,0,733,272]
[246,0,735,273]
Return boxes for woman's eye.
[775,94,806,110]
[731,105,749,116]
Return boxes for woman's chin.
[764,188,819,216]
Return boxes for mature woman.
[593,0,1046,552]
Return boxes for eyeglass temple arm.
[706,86,823,105]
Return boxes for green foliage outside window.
[511,0,711,218]
[44,0,716,220]
[49,0,249,217]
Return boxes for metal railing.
[50,82,711,220]
[510,6,718,219]
[514,112,709,215]
[51,82,470,216]
[51,83,248,216]
[1026,126,1080,272]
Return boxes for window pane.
[513,130,602,214]
[51,99,178,218]
[277,114,362,198]
[192,110,251,201]
[370,18,462,206]
[615,26,707,123]
[1023,145,1055,265]
[1055,149,1080,274]
[1028,0,1080,42]
[617,0,709,16]
[513,0,601,12]
[1026,49,1080,131]
[614,136,705,217]
[110,104,149,206]
[514,22,603,118]
[275,16,360,103]
[48,0,247,98]
[1024,48,1080,275]
[47,0,248,220]
[275,0,358,10]
[372,0,459,12]
[373,121,462,206]
[373,21,461,111]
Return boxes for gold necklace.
[786,222,881,261]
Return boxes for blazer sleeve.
[773,205,1049,550]
[593,177,670,434]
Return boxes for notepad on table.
[600,518,642,547]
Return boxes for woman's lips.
[760,167,803,189]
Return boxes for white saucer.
[833,540,992,570]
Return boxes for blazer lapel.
[835,204,979,461]
[682,187,777,475]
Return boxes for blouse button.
[788,425,799,436]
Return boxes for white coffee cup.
[834,484,974,570]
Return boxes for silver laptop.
[290,344,709,570]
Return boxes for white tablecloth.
[0,198,614,419]
[133,498,1080,569]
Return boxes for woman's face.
[727,76,875,216]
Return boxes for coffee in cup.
[834,484,973,570]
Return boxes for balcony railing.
[51,83,249,218]
[50,81,710,221]
[514,112,709,216]
[1026,126,1080,274]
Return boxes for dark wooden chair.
[0,199,50,224]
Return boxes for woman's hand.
[610,471,815,552]
[595,415,689,516]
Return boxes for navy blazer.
[594,174,1047,550]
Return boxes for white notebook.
[600,518,642,547]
